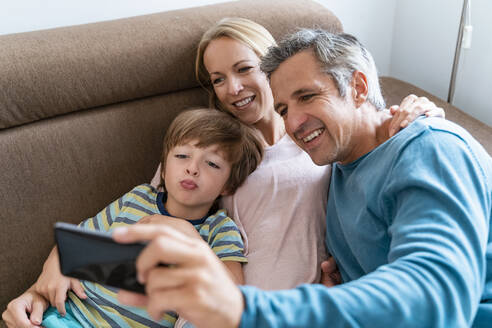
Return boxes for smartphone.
[54,222,148,294]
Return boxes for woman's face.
[203,37,274,125]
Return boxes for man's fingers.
[146,287,190,321]
[136,216,151,225]
[113,224,208,282]
[117,290,148,308]
[70,279,87,299]
[137,235,207,283]
[113,224,188,244]
[145,266,191,292]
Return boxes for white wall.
[0,0,232,35]
[452,0,492,127]
[2,0,396,76]
[317,0,396,76]
[389,1,462,100]
[324,0,491,127]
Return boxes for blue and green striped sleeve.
[199,210,247,262]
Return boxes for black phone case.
[54,222,147,294]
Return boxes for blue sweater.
[240,118,492,327]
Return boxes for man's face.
[270,50,357,165]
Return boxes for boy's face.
[162,140,231,217]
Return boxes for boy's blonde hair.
[160,108,263,195]
[195,17,276,112]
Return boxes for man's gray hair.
[261,29,386,110]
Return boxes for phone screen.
[55,222,147,294]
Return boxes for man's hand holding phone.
[54,222,159,295]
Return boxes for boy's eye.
[175,154,188,159]
[207,161,220,169]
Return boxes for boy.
[41,108,264,328]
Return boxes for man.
[114,30,492,327]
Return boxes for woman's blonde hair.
[195,17,276,111]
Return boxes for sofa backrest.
[0,0,342,314]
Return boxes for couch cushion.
[0,0,341,130]
[381,76,492,155]
[0,87,209,314]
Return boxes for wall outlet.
[462,25,473,49]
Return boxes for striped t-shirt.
[67,184,246,328]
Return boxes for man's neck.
[340,106,393,165]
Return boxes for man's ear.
[351,71,368,108]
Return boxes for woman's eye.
[276,106,287,117]
[207,161,220,169]
[212,77,224,85]
[238,66,253,73]
[175,154,188,159]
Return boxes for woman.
[3,18,443,327]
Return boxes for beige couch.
[1,0,490,322]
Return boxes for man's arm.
[114,133,490,328]
[240,129,490,327]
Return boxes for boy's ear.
[161,165,166,181]
[220,186,231,196]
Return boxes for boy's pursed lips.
[180,179,198,190]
